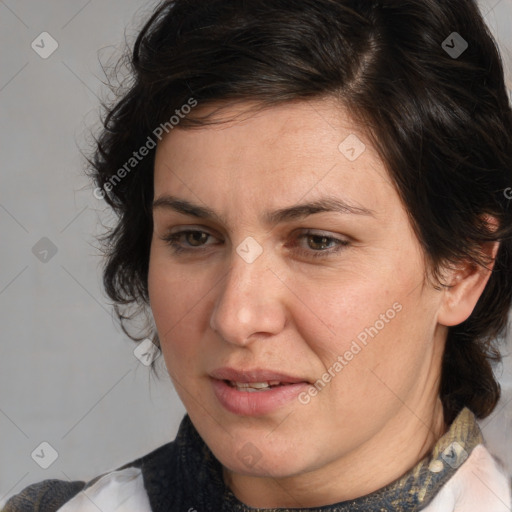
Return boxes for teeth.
[233,381,272,389]
[230,380,283,391]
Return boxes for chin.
[213,434,312,479]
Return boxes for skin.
[148,97,497,508]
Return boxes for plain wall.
[1,0,511,506]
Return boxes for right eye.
[161,229,222,255]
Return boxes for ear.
[437,218,500,327]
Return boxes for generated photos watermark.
[298,301,403,405]
[93,97,198,200]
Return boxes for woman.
[5,0,512,510]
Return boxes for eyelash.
[160,229,350,259]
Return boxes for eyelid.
[297,228,347,239]
[163,223,222,237]
[159,227,346,244]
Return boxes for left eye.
[299,233,341,250]
[289,231,350,258]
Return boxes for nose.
[209,247,287,347]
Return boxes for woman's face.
[149,98,447,501]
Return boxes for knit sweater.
[4,408,511,511]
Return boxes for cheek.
[291,270,398,355]
[148,253,214,364]
[328,292,436,416]
[296,263,432,386]
[148,259,216,419]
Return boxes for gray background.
[0,0,511,506]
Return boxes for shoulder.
[4,417,197,512]
[3,465,153,512]
[2,443,164,512]
[3,479,86,512]
[4,466,153,512]
[422,444,512,512]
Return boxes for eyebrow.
[152,195,375,226]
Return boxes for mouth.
[209,367,311,416]
[210,367,309,386]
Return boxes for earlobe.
[437,240,500,327]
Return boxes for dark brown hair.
[90,0,512,423]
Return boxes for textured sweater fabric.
[4,407,511,511]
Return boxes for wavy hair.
[89,0,512,423]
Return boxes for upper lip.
[210,367,309,384]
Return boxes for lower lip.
[211,379,309,416]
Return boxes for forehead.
[153,98,397,221]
